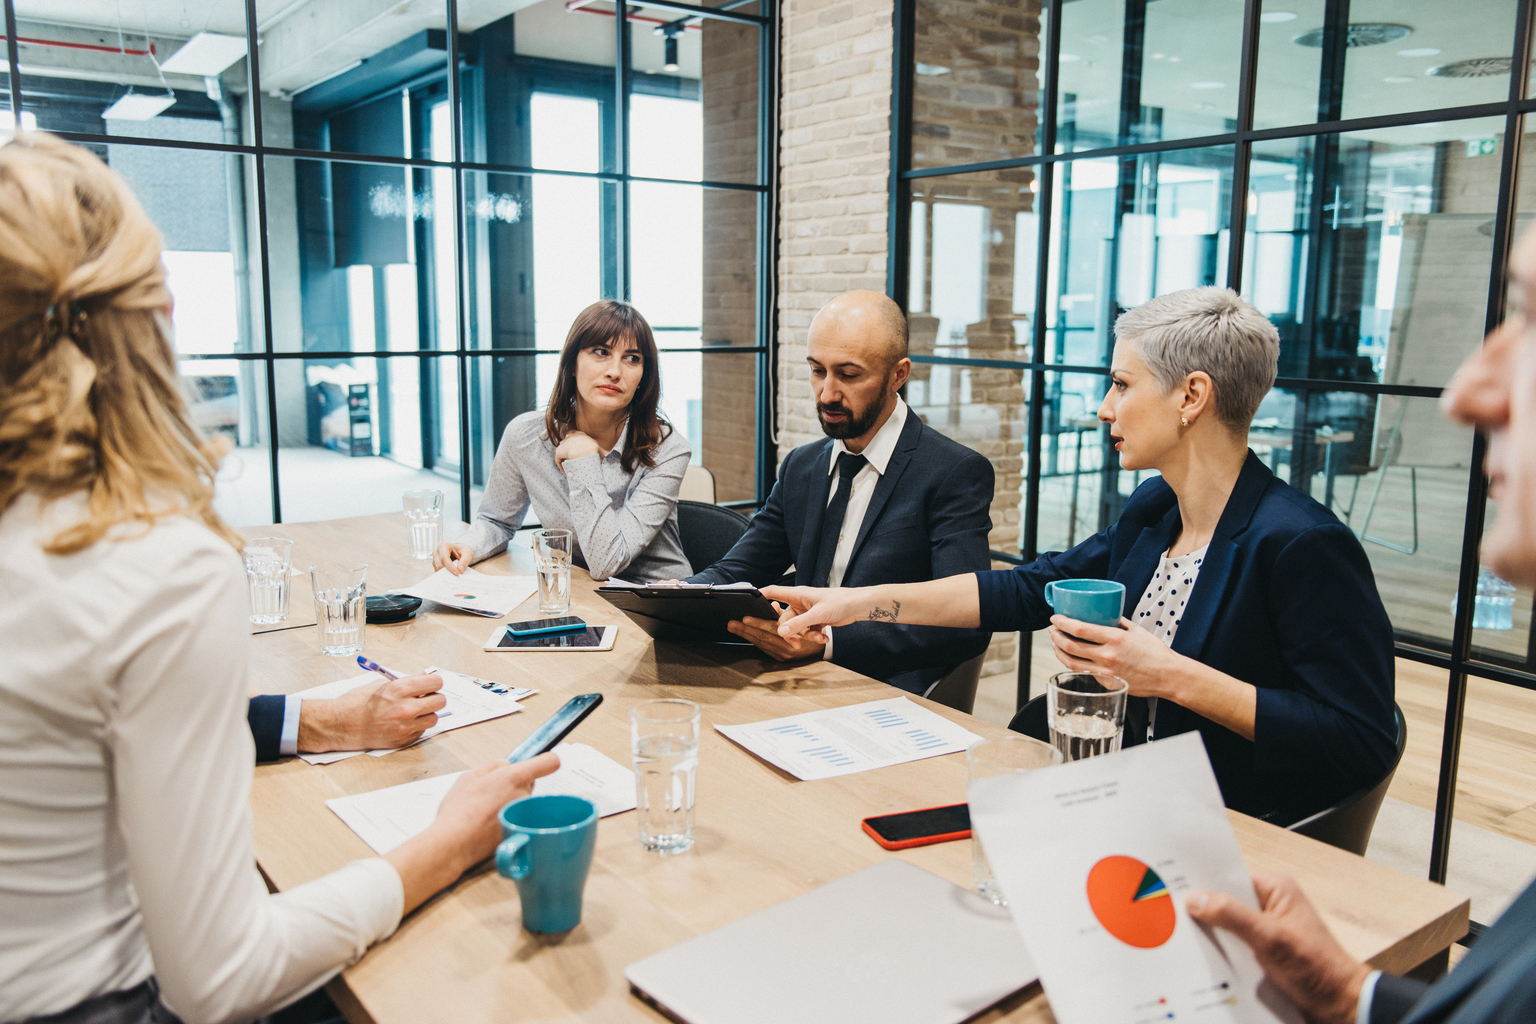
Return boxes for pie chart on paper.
[1086,855,1177,948]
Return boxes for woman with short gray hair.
[768,286,1397,826]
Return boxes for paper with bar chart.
[968,733,1302,1024]
[714,697,983,780]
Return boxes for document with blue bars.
[715,698,983,781]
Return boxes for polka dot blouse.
[1132,544,1208,739]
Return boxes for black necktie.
[810,452,868,588]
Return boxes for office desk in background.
[242,514,1467,1024]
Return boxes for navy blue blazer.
[687,410,994,694]
[1369,873,1536,1023]
[247,695,285,762]
[976,451,1397,823]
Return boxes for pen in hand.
[355,657,453,717]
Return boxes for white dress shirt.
[0,493,403,1024]
[820,398,909,658]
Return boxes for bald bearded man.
[685,290,993,695]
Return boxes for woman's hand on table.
[433,541,474,575]
[554,430,601,471]
[1047,615,1184,698]
[385,752,561,915]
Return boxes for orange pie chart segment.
[1086,855,1177,949]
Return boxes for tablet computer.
[595,585,778,645]
[484,624,618,652]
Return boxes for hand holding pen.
[291,658,451,751]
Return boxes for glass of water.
[1047,671,1129,761]
[310,561,367,657]
[403,489,443,560]
[631,698,701,855]
[967,735,1062,904]
[532,529,572,615]
[244,537,293,624]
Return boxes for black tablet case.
[595,586,780,645]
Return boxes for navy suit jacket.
[976,451,1397,823]
[247,695,285,762]
[687,410,994,694]
[1369,874,1536,1023]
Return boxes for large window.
[895,0,1536,912]
[2,0,774,525]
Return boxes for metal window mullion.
[5,0,23,120]
[886,0,915,303]
[243,0,283,525]
[757,0,780,504]
[1223,0,1261,291]
[617,1,631,302]
[447,0,472,521]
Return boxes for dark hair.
[543,299,669,474]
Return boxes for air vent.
[1428,57,1512,78]
[1293,23,1412,48]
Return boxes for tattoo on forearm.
[867,601,901,622]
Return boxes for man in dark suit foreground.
[1184,226,1536,1024]
[246,673,444,761]
[685,289,993,695]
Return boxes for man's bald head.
[808,290,908,369]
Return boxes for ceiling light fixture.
[1429,57,1515,78]
[102,91,176,120]
[160,32,248,76]
[1260,11,1297,23]
[1293,23,1412,48]
[655,23,684,73]
[915,63,951,76]
[1059,53,1081,62]
[1190,81,1226,90]
[1397,47,1441,57]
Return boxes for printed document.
[325,742,636,854]
[715,697,982,781]
[296,667,535,765]
[968,732,1302,1024]
[400,566,539,616]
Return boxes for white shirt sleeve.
[1357,969,1382,1024]
[110,540,403,1024]
[280,695,302,757]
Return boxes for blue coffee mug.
[1043,579,1126,626]
[496,794,599,933]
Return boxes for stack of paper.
[325,742,636,854]
[400,567,538,617]
[295,667,536,765]
[968,732,1302,1024]
[715,697,982,781]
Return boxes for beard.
[817,374,891,439]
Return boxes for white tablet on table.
[483,624,618,652]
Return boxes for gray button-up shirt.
[458,411,693,582]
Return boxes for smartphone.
[861,803,971,851]
[486,625,617,652]
[506,693,603,763]
[506,615,586,638]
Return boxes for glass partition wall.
[894,0,1536,907]
[2,0,775,526]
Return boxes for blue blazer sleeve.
[247,694,285,763]
[828,450,995,679]
[974,525,1120,632]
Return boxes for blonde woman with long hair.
[0,134,557,1024]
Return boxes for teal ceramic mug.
[496,794,599,933]
[1043,578,1126,627]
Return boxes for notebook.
[624,859,1036,1024]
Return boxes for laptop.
[625,859,1037,1024]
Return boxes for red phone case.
[861,803,972,851]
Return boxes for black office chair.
[1009,696,1407,857]
[676,499,752,576]
[925,651,987,715]
[1287,702,1407,856]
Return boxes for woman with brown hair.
[0,133,558,1024]
[434,299,692,581]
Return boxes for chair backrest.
[1287,702,1408,856]
[679,464,717,504]
[1007,694,1049,743]
[676,499,751,576]
[925,652,987,715]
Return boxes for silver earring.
[1181,416,1189,427]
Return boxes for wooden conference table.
[244,514,1468,1024]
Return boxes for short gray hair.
[1113,287,1279,430]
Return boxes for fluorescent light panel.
[102,93,177,120]
[160,32,248,77]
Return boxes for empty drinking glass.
[533,529,572,616]
[967,735,1062,905]
[1047,671,1129,761]
[631,699,701,854]
[403,489,444,560]
[244,537,293,625]
[311,561,367,657]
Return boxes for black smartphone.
[506,615,587,638]
[506,693,603,762]
[861,803,972,850]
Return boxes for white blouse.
[0,494,402,1024]
[1130,545,1208,739]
